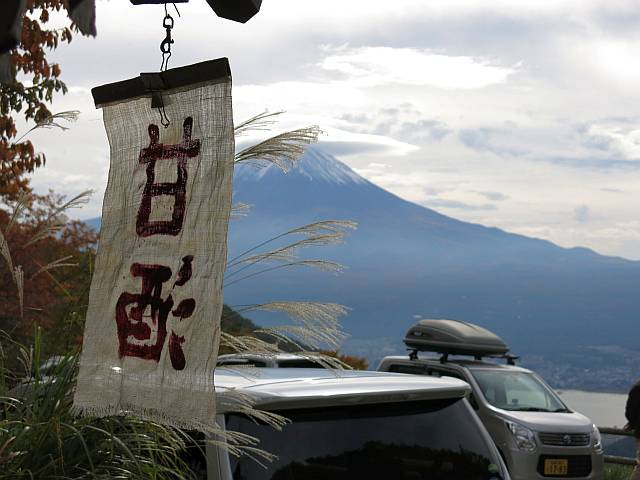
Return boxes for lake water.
[557,391,636,456]
[558,390,627,428]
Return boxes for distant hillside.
[221,304,258,337]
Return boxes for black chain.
[158,4,176,127]
[160,12,174,71]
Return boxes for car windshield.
[226,399,505,480]
[471,369,568,412]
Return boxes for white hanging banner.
[74,59,234,429]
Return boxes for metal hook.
[160,37,172,55]
[160,14,174,55]
[163,13,174,29]
[155,5,178,126]
[159,105,171,128]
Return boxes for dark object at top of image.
[129,0,262,24]
[0,0,25,54]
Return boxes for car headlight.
[505,420,537,452]
[592,424,603,451]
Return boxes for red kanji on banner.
[136,117,201,237]
[115,256,196,370]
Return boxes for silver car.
[378,320,604,480]
[205,367,511,479]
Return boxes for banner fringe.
[71,402,218,433]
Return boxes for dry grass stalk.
[217,389,288,431]
[14,265,24,319]
[5,191,30,235]
[241,330,349,371]
[235,126,321,172]
[286,220,358,236]
[234,111,284,137]
[227,233,346,273]
[219,330,348,370]
[230,202,251,219]
[236,302,349,350]
[206,427,278,464]
[227,220,357,266]
[1,115,85,305]
[23,190,93,248]
[29,255,77,280]
[224,260,343,288]
[241,301,348,325]
[14,110,81,143]
[219,332,282,356]
[0,217,23,318]
[258,325,346,352]
[0,190,93,319]
[0,228,14,274]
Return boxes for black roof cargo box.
[404,319,508,357]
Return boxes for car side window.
[388,364,463,381]
[218,359,267,367]
[429,368,463,380]
[429,368,479,410]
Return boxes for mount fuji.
[225,147,640,372]
[87,147,640,383]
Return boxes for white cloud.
[584,121,640,160]
[319,127,419,157]
[235,82,368,112]
[585,38,640,86]
[319,46,518,89]
[262,0,603,23]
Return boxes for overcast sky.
[24,0,640,259]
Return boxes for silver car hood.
[496,409,593,433]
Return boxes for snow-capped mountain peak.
[234,146,367,185]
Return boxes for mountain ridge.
[232,148,630,269]
[85,147,640,374]
[226,147,640,364]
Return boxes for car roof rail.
[504,353,519,365]
[407,349,519,366]
[407,350,450,364]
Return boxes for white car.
[205,367,511,480]
[377,319,604,480]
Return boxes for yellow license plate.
[544,459,568,475]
